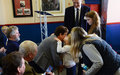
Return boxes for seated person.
[2,51,25,75]
[0,27,7,49]
[1,26,8,48]
[1,26,9,36]
[19,40,54,75]
[6,26,20,54]
[84,10,102,37]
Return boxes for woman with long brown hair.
[84,10,102,37]
[71,27,120,75]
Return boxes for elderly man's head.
[19,40,38,62]
[6,26,20,42]
[72,0,82,8]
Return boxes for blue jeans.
[66,65,76,75]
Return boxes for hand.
[54,37,60,42]
[63,36,69,45]
[58,65,64,72]
[0,47,6,53]
[50,33,54,36]
[83,70,86,75]
[45,72,55,75]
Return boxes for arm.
[57,41,70,53]
[0,34,5,48]
[83,44,103,75]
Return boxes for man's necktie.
[76,8,79,26]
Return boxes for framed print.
[36,0,65,16]
[12,0,33,17]
[41,0,60,11]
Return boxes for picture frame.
[36,0,65,16]
[12,0,33,17]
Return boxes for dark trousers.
[78,61,83,75]
[66,65,76,75]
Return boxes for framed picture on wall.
[12,0,33,17]
[36,0,65,16]
[41,0,60,11]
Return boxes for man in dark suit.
[64,0,90,32]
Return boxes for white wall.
[0,0,7,25]
[107,0,120,23]
[0,0,73,25]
